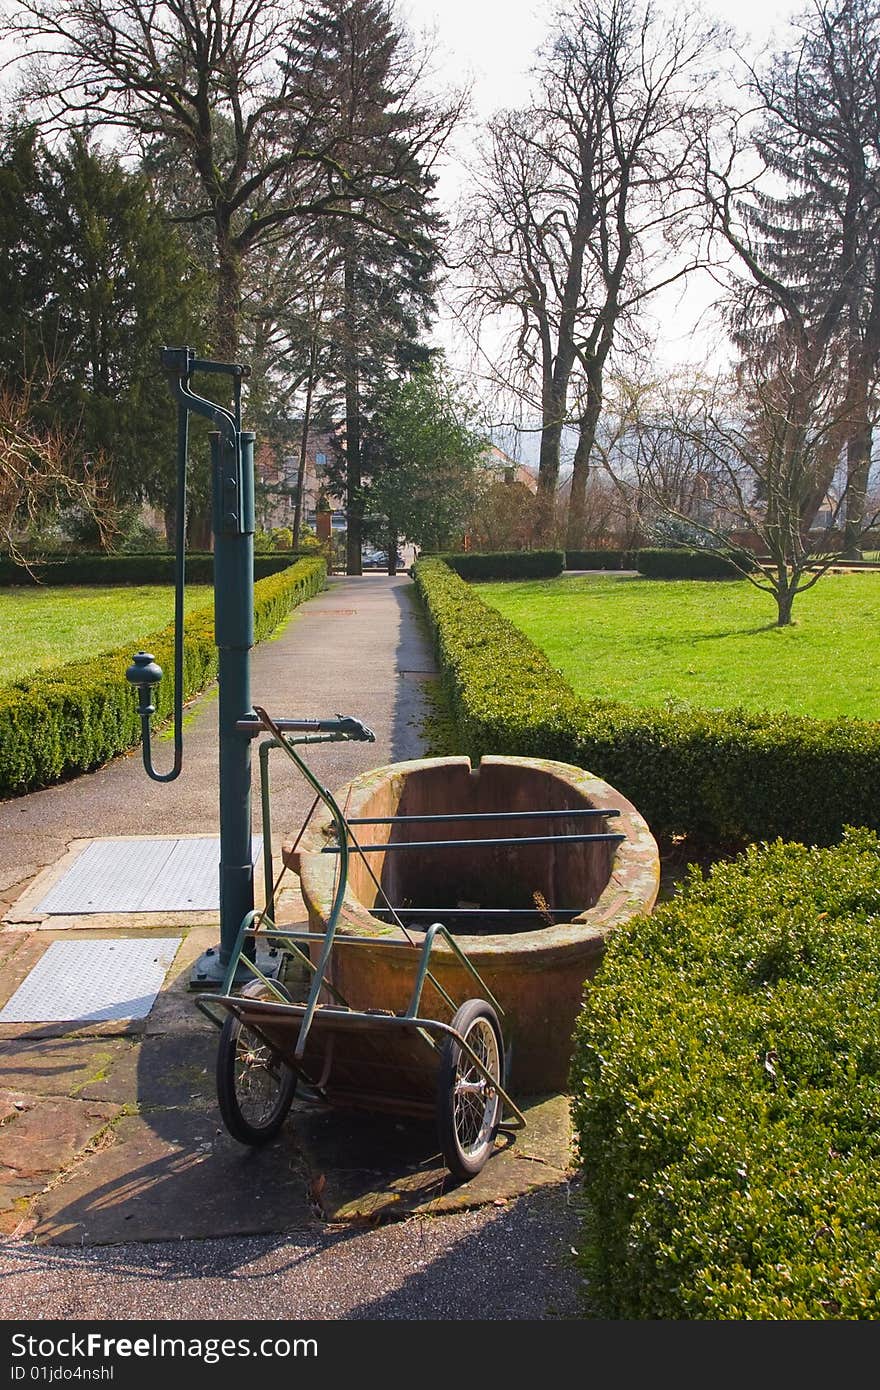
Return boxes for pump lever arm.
[238,711,376,742]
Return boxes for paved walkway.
[0,575,436,916]
[0,574,583,1320]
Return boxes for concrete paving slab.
[76,1031,218,1110]
[292,1093,574,1223]
[142,926,223,1035]
[0,1090,122,1235]
[0,1036,132,1098]
[29,1109,316,1245]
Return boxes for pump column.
[217,427,255,977]
[190,426,274,987]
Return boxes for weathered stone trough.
[287,755,660,1092]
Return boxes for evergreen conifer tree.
[282,0,444,572]
[0,127,207,538]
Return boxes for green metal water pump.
[125,347,267,987]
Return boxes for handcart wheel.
[217,980,297,1146]
[437,998,504,1180]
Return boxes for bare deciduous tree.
[458,0,720,542]
[0,380,109,560]
[603,347,878,625]
[737,0,880,558]
[3,0,459,360]
[700,0,880,561]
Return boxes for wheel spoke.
[452,1016,500,1160]
[235,1030,285,1125]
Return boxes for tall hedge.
[636,547,758,578]
[565,549,636,570]
[412,557,880,848]
[0,556,326,796]
[0,552,309,587]
[570,828,880,1319]
[425,550,564,580]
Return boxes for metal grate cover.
[34,836,262,914]
[0,938,181,1023]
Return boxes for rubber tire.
[437,998,505,1180]
[216,980,297,1146]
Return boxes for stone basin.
[287,755,660,1092]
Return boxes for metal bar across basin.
[321,832,627,853]
[368,906,584,917]
[345,808,621,825]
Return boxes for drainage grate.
[0,938,181,1023]
[35,837,262,914]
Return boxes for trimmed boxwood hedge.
[570,827,880,1319]
[636,547,758,578]
[0,552,309,587]
[0,556,326,796]
[412,557,880,848]
[425,550,564,580]
[565,549,637,570]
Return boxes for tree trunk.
[292,348,317,551]
[566,374,603,552]
[343,248,363,576]
[842,333,872,559]
[386,523,398,576]
[843,418,872,559]
[216,231,242,362]
[187,223,244,553]
[842,314,874,559]
[775,579,795,626]
[536,410,564,543]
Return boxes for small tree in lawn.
[367,367,488,570]
[621,338,878,626]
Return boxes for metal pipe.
[259,740,275,924]
[321,832,627,853]
[128,397,188,782]
[406,921,506,1020]
[344,808,620,824]
[369,906,584,917]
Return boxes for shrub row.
[636,547,759,578]
[564,549,637,570]
[422,547,757,580]
[412,557,880,848]
[570,828,880,1319]
[0,556,326,796]
[0,552,311,587]
[425,550,564,580]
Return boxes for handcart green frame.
[196,705,531,1181]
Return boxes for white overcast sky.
[398,0,809,411]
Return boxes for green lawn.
[480,573,880,721]
[0,585,214,684]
